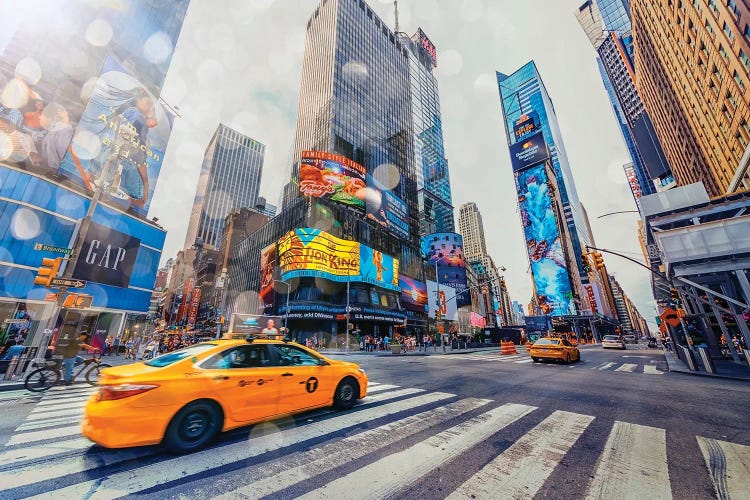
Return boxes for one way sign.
[50,278,87,288]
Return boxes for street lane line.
[32,390,457,499]
[643,365,663,375]
[447,410,594,499]
[16,416,82,432]
[215,398,493,499]
[37,393,96,406]
[298,403,537,500]
[0,437,92,468]
[5,424,82,447]
[515,359,533,364]
[597,362,616,370]
[614,363,638,373]
[585,422,671,500]
[365,384,399,394]
[697,436,750,500]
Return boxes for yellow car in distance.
[82,337,368,453]
[529,337,581,364]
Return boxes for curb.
[0,382,25,392]
[664,352,750,382]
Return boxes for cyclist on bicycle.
[57,331,97,386]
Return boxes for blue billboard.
[516,164,574,316]
[421,232,470,307]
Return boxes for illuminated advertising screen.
[421,232,470,307]
[58,56,174,217]
[299,150,366,209]
[259,243,276,313]
[623,164,642,207]
[509,131,549,172]
[365,173,409,240]
[516,164,574,316]
[426,280,458,321]
[228,314,284,336]
[416,28,438,67]
[513,111,540,142]
[278,228,399,291]
[398,276,428,312]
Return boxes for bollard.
[697,346,716,374]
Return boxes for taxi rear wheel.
[564,353,571,365]
[333,377,359,411]
[163,400,222,453]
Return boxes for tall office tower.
[497,62,592,282]
[576,0,674,199]
[185,124,265,249]
[631,0,750,195]
[458,202,488,260]
[401,28,455,236]
[608,274,635,334]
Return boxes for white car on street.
[602,335,626,350]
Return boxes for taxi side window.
[561,339,572,347]
[203,345,271,369]
[273,345,320,366]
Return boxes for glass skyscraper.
[497,62,592,282]
[185,124,265,250]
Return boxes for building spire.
[394,0,399,33]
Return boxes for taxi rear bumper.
[82,395,177,449]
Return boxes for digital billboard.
[299,150,366,209]
[278,228,399,291]
[72,222,141,288]
[427,280,458,321]
[509,131,549,172]
[365,173,410,240]
[398,276,428,312]
[259,243,276,313]
[416,28,438,67]
[513,111,540,142]
[623,164,642,207]
[516,164,575,316]
[58,56,174,217]
[421,232,470,307]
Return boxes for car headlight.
[358,368,366,375]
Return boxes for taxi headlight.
[358,368,366,375]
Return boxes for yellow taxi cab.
[82,336,368,453]
[529,337,581,364]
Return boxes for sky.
[151,0,657,327]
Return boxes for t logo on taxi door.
[305,377,318,393]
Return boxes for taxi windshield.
[534,339,560,345]
[144,343,218,367]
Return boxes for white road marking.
[31,391,457,498]
[16,416,82,432]
[26,408,84,421]
[597,362,616,370]
[585,422,671,500]
[5,424,82,447]
[0,437,92,468]
[515,359,533,364]
[448,410,594,499]
[614,363,638,373]
[30,401,87,413]
[364,384,398,394]
[697,436,750,500]
[298,403,537,500]
[216,398,493,499]
[643,365,664,375]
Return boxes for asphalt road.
[1,343,748,499]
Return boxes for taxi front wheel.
[163,400,222,454]
[333,377,359,411]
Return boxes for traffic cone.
[500,341,517,355]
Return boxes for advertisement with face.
[421,232,470,307]
[228,314,284,337]
[365,173,410,240]
[259,243,276,313]
[277,228,400,291]
[298,150,367,209]
[58,56,173,216]
[399,276,428,312]
[516,164,575,316]
[426,280,457,321]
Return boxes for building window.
[723,21,735,40]
[705,19,714,35]
[734,69,745,89]
[708,0,717,11]
[727,0,739,16]
[740,49,750,70]
[719,43,728,59]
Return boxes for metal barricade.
[696,346,716,374]
[677,344,698,371]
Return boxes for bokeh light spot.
[143,32,173,64]
[86,19,113,47]
[11,208,41,240]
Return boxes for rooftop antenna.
[394,0,399,33]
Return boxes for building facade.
[458,202,488,260]
[608,274,636,334]
[185,124,265,250]
[631,0,750,196]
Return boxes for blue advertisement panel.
[509,131,549,172]
[399,276,428,312]
[421,232,469,307]
[366,174,410,241]
[58,55,174,217]
[516,165,574,316]
[278,228,400,291]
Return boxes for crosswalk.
[1,381,747,499]
[427,351,667,375]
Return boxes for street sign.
[50,278,87,288]
[62,293,93,309]
[44,293,58,301]
[33,243,73,255]
[659,307,681,328]
[3,318,27,324]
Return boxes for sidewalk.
[326,346,506,357]
[664,350,750,381]
[0,353,137,392]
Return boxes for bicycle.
[24,351,111,392]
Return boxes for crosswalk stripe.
[597,362,616,370]
[30,401,88,414]
[215,397,493,499]
[585,422,670,499]
[365,384,399,394]
[643,365,664,375]
[515,359,533,364]
[5,424,82,447]
[16,416,82,432]
[44,387,98,397]
[26,408,83,421]
[298,403,537,500]
[37,393,96,406]
[447,410,594,499]
[614,363,638,373]
[0,437,92,468]
[33,391,458,498]
[697,436,750,500]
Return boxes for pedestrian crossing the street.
[1,381,746,499]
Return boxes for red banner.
[186,287,202,329]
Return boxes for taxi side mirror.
[317,358,329,366]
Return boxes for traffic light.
[670,288,680,305]
[581,253,593,273]
[33,257,62,287]
[593,252,605,270]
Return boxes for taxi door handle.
[281,373,294,377]
[213,375,229,380]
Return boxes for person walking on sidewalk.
[57,332,97,386]
[113,336,121,356]
[124,338,134,360]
